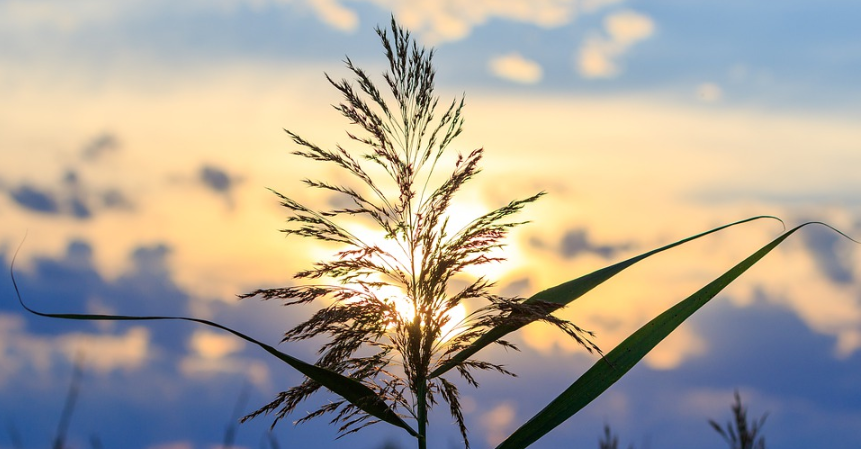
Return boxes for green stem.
[417,375,427,449]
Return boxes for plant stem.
[417,375,427,449]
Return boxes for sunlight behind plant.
[8,12,860,449]
[343,213,472,342]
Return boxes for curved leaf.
[431,216,782,378]
[9,248,417,437]
[495,222,847,449]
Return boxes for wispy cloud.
[697,82,723,102]
[577,9,655,78]
[531,227,631,259]
[60,327,151,374]
[479,402,517,447]
[199,165,239,196]
[81,133,120,162]
[306,0,359,32]
[488,52,543,84]
[0,313,151,381]
[3,131,131,220]
[9,184,59,214]
[370,0,580,43]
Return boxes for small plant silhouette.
[598,424,632,449]
[12,14,857,449]
[709,391,768,449]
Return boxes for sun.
[345,221,469,342]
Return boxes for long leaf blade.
[431,216,781,378]
[9,250,417,437]
[496,222,838,449]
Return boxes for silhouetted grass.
[598,391,767,449]
[709,391,767,449]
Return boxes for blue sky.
[2,1,861,448]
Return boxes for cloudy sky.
[2,1,861,448]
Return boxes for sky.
[1,1,861,448]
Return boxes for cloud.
[697,82,723,102]
[9,184,59,214]
[499,277,532,297]
[368,0,581,43]
[559,229,628,259]
[479,402,517,447]
[488,52,543,84]
[0,313,151,381]
[198,164,242,209]
[307,0,359,32]
[604,9,654,45]
[0,0,126,32]
[81,132,120,161]
[179,330,269,387]
[0,0,600,45]
[530,228,630,259]
[5,160,132,219]
[200,165,234,194]
[643,324,706,370]
[581,0,624,13]
[0,314,53,383]
[60,327,151,373]
[101,188,134,210]
[188,329,244,359]
[577,9,655,78]
[8,239,190,332]
[179,356,270,387]
[578,37,619,78]
[800,224,855,284]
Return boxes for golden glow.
[346,222,468,342]
[4,65,860,368]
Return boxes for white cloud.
[697,82,723,102]
[580,0,624,13]
[307,0,359,32]
[367,0,582,43]
[60,327,151,373]
[179,356,270,387]
[604,9,654,45]
[181,330,269,387]
[480,402,517,447]
[0,0,635,56]
[0,0,360,36]
[489,52,544,84]
[0,315,151,382]
[188,329,245,359]
[578,37,620,78]
[0,0,129,31]
[643,324,706,370]
[577,9,655,78]
[725,232,861,358]
[0,315,51,384]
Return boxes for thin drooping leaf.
[495,222,851,449]
[9,248,416,437]
[430,215,781,378]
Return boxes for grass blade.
[431,216,782,378]
[495,222,849,449]
[53,355,83,449]
[9,247,417,437]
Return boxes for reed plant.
[12,16,857,449]
[709,391,768,449]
